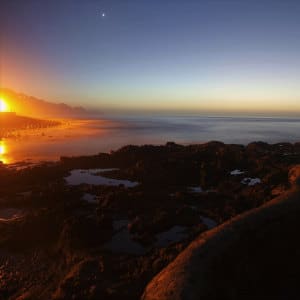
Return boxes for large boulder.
[142,167,300,300]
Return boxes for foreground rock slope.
[142,165,300,300]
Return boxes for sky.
[1,0,300,114]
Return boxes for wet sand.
[0,118,121,164]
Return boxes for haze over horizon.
[1,0,300,115]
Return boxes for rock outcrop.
[142,166,300,300]
[1,143,300,299]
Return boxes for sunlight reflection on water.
[2,115,300,165]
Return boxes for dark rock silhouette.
[1,142,300,299]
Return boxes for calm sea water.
[2,114,300,164]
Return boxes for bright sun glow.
[0,98,9,112]
[0,141,7,164]
[0,144,5,155]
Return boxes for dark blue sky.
[1,0,300,113]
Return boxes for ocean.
[2,114,300,164]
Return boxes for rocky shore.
[0,141,300,299]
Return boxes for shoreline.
[2,139,300,167]
[0,118,123,164]
[0,113,62,139]
[2,113,300,164]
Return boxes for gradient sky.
[1,0,300,114]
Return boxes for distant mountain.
[0,89,89,118]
